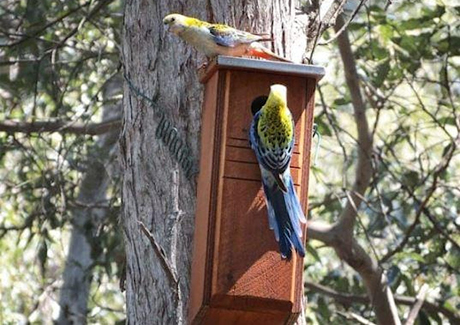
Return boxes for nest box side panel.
[298,78,316,211]
[189,71,220,323]
[210,70,310,311]
[292,78,317,312]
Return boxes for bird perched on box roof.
[249,84,306,260]
[163,13,292,62]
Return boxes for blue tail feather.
[262,171,306,260]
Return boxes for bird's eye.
[171,17,175,22]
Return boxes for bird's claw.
[197,61,208,71]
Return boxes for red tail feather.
[247,43,293,63]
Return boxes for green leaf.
[317,296,332,320]
[400,18,433,30]
[435,36,460,56]
[402,273,416,296]
[306,244,322,264]
[446,247,460,269]
[418,310,431,325]
[442,301,457,313]
[421,5,446,19]
[38,239,48,277]
[379,25,394,41]
[333,98,350,106]
[372,59,391,88]
[428,311,443,325]
[408,252,425,263]
[314,119,332,137]
[442,143,453,158]
[437,116,457,126]
[402,170,420,188]
[348,22,365,31]
[453,6,460,15]
[105,260,113,277]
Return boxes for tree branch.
[138,221,179,290]
[333,14,373,240]
[337,311,376,325]
[305,281,460,324]
[380,134,460,263]
[302,0,348,59]
[0,1,91,49]
[0,118,121,135]
[308,221,400,325]
[319,0,368,45]
[404,284,429,325]
[307,15,401,325]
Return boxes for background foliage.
[307,1,459,323]
[0,0,458,324]
[0,0,124,323]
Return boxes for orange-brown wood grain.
[189,71,219,322]
[190,56,324,325]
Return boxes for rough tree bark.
[57,75,122,324]
[120,1,309,323]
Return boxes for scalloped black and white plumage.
[249,84,306,260]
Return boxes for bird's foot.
[197,58,211,72]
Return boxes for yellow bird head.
[266,84,287,108]
[163,13,192,35]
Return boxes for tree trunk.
[120,1,301,323]
[57,75,122,324]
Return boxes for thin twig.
[380,134,459,263]
[318,86,349,163]
[0,1,92,48]
[318,0,368,46]
[405,284,429,325]
[0,118,121,135]
[337,311,376,325]
[305,281,460,323]
[405,76,453,140]
[344,190,381,262]
[379,179,436,263]
[138,221,179,288]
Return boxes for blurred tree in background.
[306,1,459,324]
[0,0,458,324]
[0,0,124,323]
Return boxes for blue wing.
[208,25,263,47]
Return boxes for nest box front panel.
[210,70,312,308]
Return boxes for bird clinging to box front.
[249,84,306,260]
[163,13,292,62]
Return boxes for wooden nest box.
[190,56,325,325]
